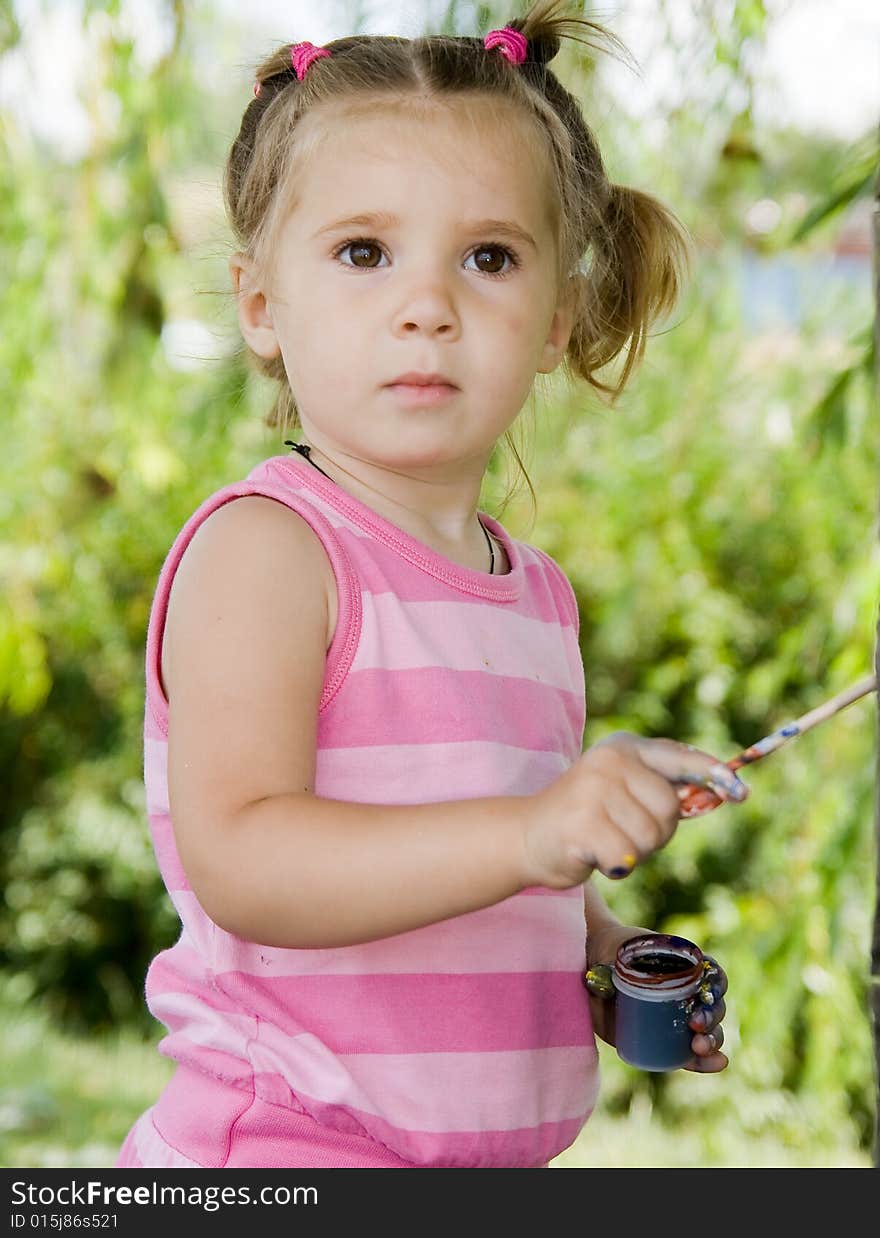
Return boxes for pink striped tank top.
[131,450,599,1169]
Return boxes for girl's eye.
[334,239,387,269]
[466,245,520,278]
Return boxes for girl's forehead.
[291,95,555,213]
[297,93,547,168]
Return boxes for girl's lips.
[385,382,458,406]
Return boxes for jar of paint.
[608,933,707,1071]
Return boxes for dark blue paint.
[614,989,697,1071]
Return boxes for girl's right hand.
[521,732,749,889]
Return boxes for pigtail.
[513,0,635,74]
[502,3,692,399]
[568,184,694,400]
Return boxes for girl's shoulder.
[518,539,580,633]
[160,493,338,707]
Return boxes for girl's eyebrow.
[312,211,538,251]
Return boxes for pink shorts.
[114,1063,413,1169]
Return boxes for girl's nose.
[391,273,461,340]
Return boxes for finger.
[689,999,726,1032]
[622,764,684,829]
[702,957,728,998]
[672,762,749,803]
[691,1024,725,1057]
[583,963,615,999]
[682,1049,728,1073]
[579,814,641,881]
[601,784,668,855]
[638,739,750,804]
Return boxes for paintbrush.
[675,672,878,817]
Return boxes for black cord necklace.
[284,440,333,481]
[285,439,496,575]
[480,519,496,575]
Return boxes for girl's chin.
[298,419,499,475]
[351,445,493,478]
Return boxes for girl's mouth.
[385,382,458,406]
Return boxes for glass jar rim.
[613,933,705,997]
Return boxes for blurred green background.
[1,0,877,1168]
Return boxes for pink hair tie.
[253,42,330,95]
[483,26,528,65]
[290,41,331,80]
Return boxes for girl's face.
[240,97,573,481]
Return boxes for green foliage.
[2,0,876,1162]
[0,974,176,1168]
[0,2,262,1031]
[785,133,880,245]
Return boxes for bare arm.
[583,879,649,963]
[215,791,530,947]
[583,880,626,943]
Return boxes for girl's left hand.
[681,954,728,1072]
[585,922,729,1073]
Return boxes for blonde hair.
[224,0,692,506]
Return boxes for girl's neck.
[288,439,504,572]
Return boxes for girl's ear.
[228,252,281,359]
[537,282,576,374]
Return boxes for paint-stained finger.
[692,1025,725,1055]
[683,1049,728,1073]
[689,997,726,1031]
[702,956,728,997]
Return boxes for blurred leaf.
[787,134,880,244]
[804,329,875,456]
[0,0,22,54]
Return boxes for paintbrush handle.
[677,672,877,817]
[772,673,878,737]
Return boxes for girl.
[116,1,749,1170]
